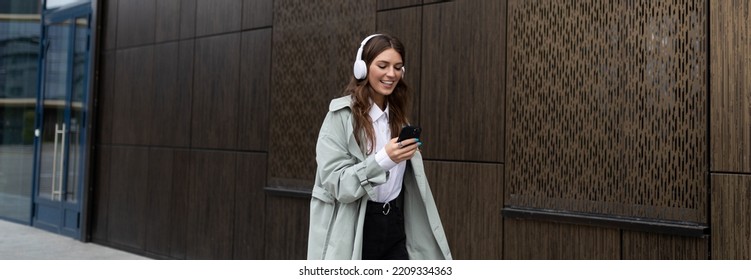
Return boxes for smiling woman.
[306,34,451,260]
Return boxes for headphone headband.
[353,34,382,79]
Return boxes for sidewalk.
[0,219,149,260]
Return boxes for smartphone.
[397,125,422,142]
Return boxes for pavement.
[0,219,149,260]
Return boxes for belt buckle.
[382,202,391,215]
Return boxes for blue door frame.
[31,2,92,240]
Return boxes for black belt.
[366,200,399,216]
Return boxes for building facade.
[1,0,750,259]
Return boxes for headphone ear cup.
[402,66,405,78]
[353,59,367,80]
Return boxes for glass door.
[32,3,90,239]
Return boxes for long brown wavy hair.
[343,34,412,154]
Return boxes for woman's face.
[367,48,404,100]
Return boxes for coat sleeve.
[315,111,386,204]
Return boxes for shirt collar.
[368,100,389,123]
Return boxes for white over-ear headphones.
[353,34,406,80]
[353,34,382,80]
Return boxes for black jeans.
[362,200,408,260]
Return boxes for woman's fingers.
[386,137,422,163]
[398,138,419,147]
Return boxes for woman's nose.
[386,68,396,77]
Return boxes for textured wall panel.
[377,6,422,124]
[102,0,118,50]
[97,51,115,144]
[238,29,272,152]
[187,151,236,259]
[174,40,195,148]
[243,0,273,29]
[622,231,708,259]
[107,146,149,250]
[192,33,241,150]
[112,46,154,145]
[233,153,267,259]
[179,0,196,39]
[152,42,191,147]
[140,148,191,258]
[424,160,503,259]
[196,0,242,37]
[269,0,376,187]
[264,195,309,259]
[712,174,751,259]
[504,219,620,259]
[506,0,708,223]
[116,0,155,48]
[421,0,505,162]
[155,0,180,42]
[710,0,751,173]
[168,149,191,259]
[377,0,421,11]
[90,145,111,242]
[144,148,176,256]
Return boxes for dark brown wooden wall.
[89,0,749,260]
[503,0,712,259]
[92,0,272,259]
[710,0,751,259]
[92,0,507,260]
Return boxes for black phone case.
[397,126,422,142]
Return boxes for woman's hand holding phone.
[386,126,423,163]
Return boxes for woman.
[307,33,452,260]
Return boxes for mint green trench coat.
[307,96,452,260]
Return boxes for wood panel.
[269,0,376,187]
[102,0,118,50]
[233,153,267,259]
[112,46,154,146]
[152,42,191,147]
[141,148,191,258]
[187,151,236,259]
[264,195,309,259]
[712,174,751,259]
[420,0,505,162]
[90,145,111,242]
[504,219,620,259]
[622,231,708,260]
[377,6,422,124]
[168,150,191,259]
[196,0,242,37]
[424,160,503,259]
[238,29,271,152]
[505,0,707,223]
[377,0,421,11]
[192,33,241,150]
[243,0,273,29]
[179,0,196,39]
[155,0,180,42]
[97,51,115,144]
[175,40,195,145]
[423,0,451,5]
[116,0,155,48]
[710,0,751,173]
[144,148,175,256]
[107,146,149,250]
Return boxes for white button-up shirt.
[369,102,406,203]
